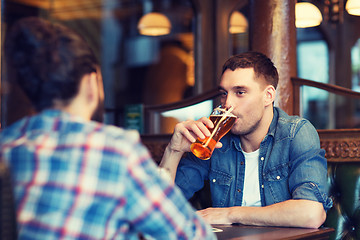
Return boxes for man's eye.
[220,92,227,97]
[236,91,245,95]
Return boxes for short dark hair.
[5,17,99,111]
[221,51,279,89]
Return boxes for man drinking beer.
[159,51,332,228]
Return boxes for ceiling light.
[138,12,171,36]
[295,2,323,28]
[346,0,360,16]
[229,11,248,34]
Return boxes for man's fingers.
[178,126,197,143]
[200,117,214,129]
[180,118,212,140]
[170,118,215,152]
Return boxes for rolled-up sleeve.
[289,120,333,211]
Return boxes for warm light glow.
[229,11,248,34]
[346,0,360,16]
[137,12,171,36]
[295,2,323,28]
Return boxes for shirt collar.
[41,109,86,123]
[267,106,279,137]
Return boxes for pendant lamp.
[346,0,360,16]
[138,12,171,36]
[295,2,323,28]
[229,11,248,34]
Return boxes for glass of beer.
[190,105,236,160]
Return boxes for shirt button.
[260,157,264,161]
[240,161,244,165]
[212,179,216,183]
[261,185,264,188]
[237,189,241,193]
[276,176,280,180]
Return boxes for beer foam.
[211,106,236,117]
[204,106,235,147]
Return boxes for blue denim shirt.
[175,107,333,211]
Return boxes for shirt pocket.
[263,163,291,203]
[209,169,233,207]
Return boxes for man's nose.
[223,95,233,109]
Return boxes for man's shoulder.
[67,118,142,148]
[272,107,316,138]
[99,123,141,144]
[0,116,30,143]
[275,107,303,123]
[0,111,141,148]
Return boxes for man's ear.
[85,72,98,102]
[264,85,276,106]
[58,72,99,121]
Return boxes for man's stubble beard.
[231,116,262,137]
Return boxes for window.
[297,28,329,129]
[229,4,250,55]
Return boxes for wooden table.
[212,224,334,240]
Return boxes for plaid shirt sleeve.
[122,134,216,239]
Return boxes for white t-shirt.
[241,149,261,207]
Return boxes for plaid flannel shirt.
[0,110,215,240]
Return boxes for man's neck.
[53,100,91,121]
[240,107,274,153]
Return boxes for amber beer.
[190,107,236,160]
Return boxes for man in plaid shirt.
[0,17,215,239]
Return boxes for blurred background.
[2,0,360,133]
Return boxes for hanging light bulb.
[295,2,323,28]
[229,11,248,34]
[346,0,360,16]
[137,12,171,36]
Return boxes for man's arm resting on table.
[197,199,326,229]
